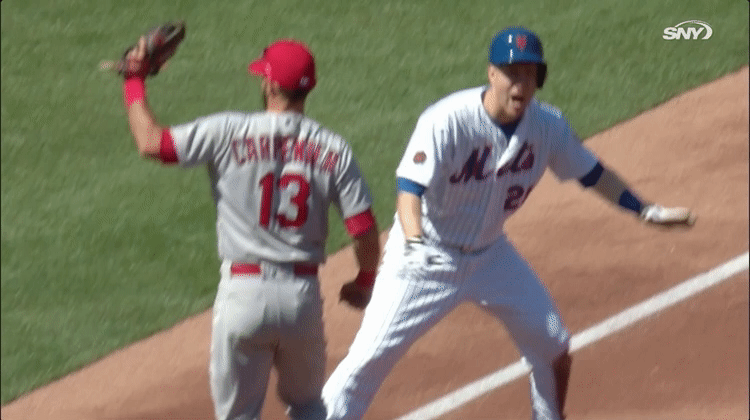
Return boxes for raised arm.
[120,37,170,160]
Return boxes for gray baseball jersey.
[161,110,374,263]
[158,110,375,420]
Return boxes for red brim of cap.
[248,59,266,76]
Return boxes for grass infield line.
[396,251,750,420]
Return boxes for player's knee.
[553,334,570,358]
[543,311,570,359]
[553,352,572,376]
[522,331,569,366]
[286,397,326,420]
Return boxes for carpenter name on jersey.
[230,134,339,174]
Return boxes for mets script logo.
[663,20,712,40]
[448,142,535,184]
[516,35,527,51]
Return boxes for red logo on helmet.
[516,35,527,51]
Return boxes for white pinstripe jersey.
[396,86,598,252]
[167,111,373,263]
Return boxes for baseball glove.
[101,21,186,78]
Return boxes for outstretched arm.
[125,82,166,160]
[122,37,167,160]
[579,162,696,226]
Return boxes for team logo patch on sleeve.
[413,151,427,164]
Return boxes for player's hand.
[339,281,372,310]
[121,37,150,78]
[404,236,453,269]
[100,21,185,78]
[640,204,696,227]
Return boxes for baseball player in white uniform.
[118,38,381,420]
[322,27,696,420]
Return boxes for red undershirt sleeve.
[344,208,376,238]
[159,128,179,164]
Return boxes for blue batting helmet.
[488,27,547,88]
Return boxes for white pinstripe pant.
[322,228,570,420]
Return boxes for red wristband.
[354,270,376,288]
[123,77,146,107]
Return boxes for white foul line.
[396,251,750,420]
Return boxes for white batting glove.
[639,204,697,227]
[404,236,454,269]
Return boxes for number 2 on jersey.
[504,184,535,211]
[259,172,309,229]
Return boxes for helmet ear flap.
[537,63,547,89]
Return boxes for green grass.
[2,0,747,404]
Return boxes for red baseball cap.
[248,39,316,91]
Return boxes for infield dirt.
[2,67,748,420]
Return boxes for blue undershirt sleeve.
[578,162,604,187]
[618,190,644,214]
[578,162,643,213]
[397,177,427,197]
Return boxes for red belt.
[230,263,318,276]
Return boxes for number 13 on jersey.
[258,172,309,229]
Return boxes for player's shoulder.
[526,99,573,133]
[184,110,262,128]
[531,99,565,121]
[423,86,484,114]
[200,110,257,120]
[300,115,353,151]
[419,86,485,123]
[301,115,341,140]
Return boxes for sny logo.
[663,20,712,40]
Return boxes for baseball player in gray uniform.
[119,37,381,420]
[322,27,696,420]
